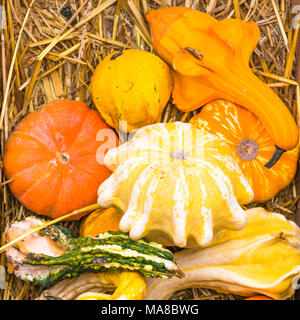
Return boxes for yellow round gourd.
[89,49,173,132]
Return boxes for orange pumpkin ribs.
[3,99,119,220]
[190,100,298,203]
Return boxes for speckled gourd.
[89,49,173,132]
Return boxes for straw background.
[0,0,300,300]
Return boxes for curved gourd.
[146,7,299,166]
[145,208,300,300]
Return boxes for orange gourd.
[189,100,298,203]
[3,100,119,220]
[146,7,299,167]
[80,207,122,237]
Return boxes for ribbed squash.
[145,208,300,300]
[89,49,173,132]
[189,100,299,203]
[98,122,253,248]
[3,100,118,220]
[146,7,299,166]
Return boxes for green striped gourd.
[24,231,183,286]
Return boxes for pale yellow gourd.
[89,49,173,132]
[97,122,254,248]
[145,208,300,300]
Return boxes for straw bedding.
[0,0,299,300]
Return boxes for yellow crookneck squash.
[146,7,299,167]
[97,122,254,248]
[75,271,147,300]
[145,207,300,300]
[89,49,173,133]
[38,270,147,300]
[190,100,299,203]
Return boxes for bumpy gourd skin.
[23,231,183,285]
[89,49,173,132]
[6,216,182,287]
[146,7,298,156]
[77,207,147,300]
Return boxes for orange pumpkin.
[189,100,298,203]
[3,100,119,220]
[80,208,122,237]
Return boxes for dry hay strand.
[0,0,299,300]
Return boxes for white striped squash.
[97,122,254,248]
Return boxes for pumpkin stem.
[264,145,286,169]
[184,47,203,60]
[57,152,70,164]
[110,50,123,60]
[170,149,189,160]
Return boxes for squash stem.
[264,145,286,169]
